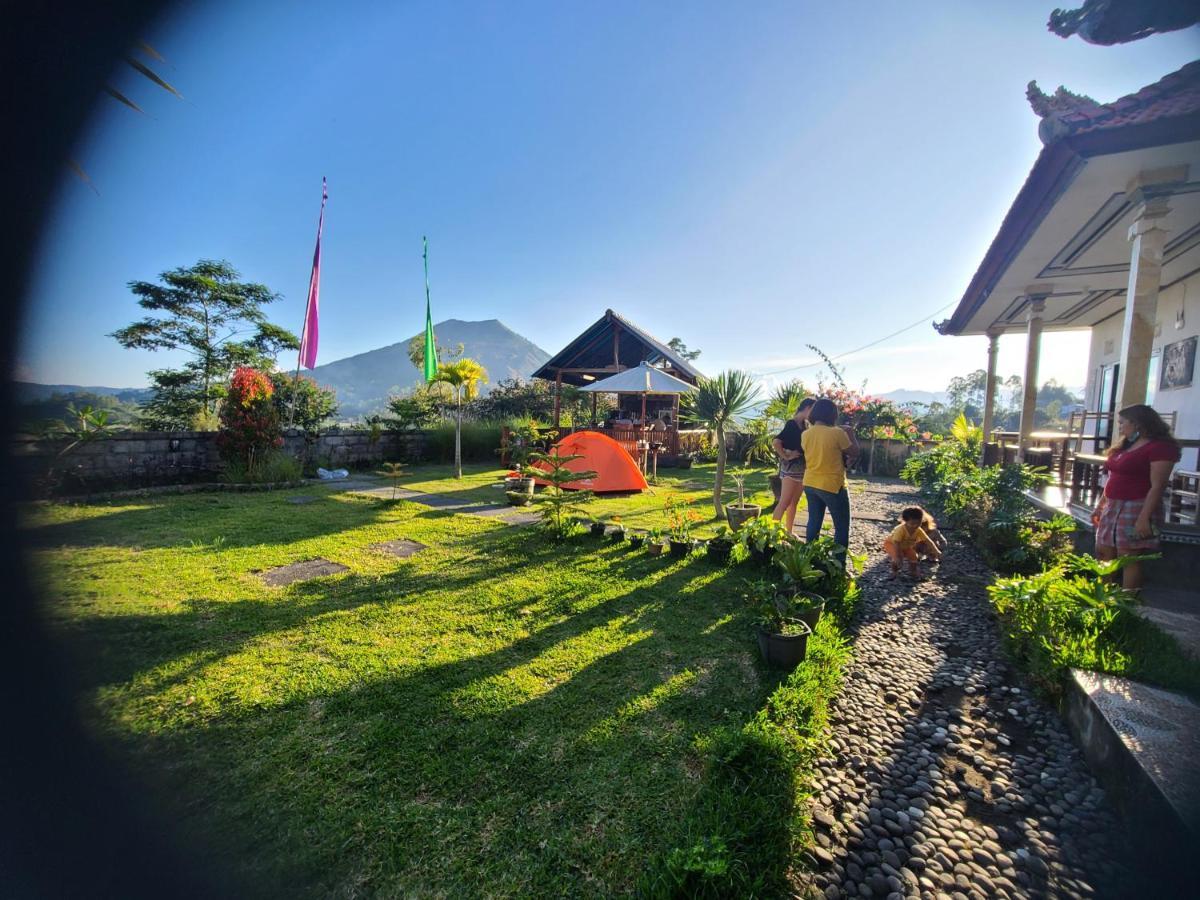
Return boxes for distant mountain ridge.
[308,318,551,417]
[15,382,154,405]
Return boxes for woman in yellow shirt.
[800,397,859,565]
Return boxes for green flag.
[422,236,439,382]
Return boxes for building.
[937,62,1200,489]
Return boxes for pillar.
[1115,197,1171,411]
[553,370,562,428]
[981,329,1001,451]
[1017,297,1046,459]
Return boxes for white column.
[981,329,1001,447]
[1115,197,1171,411]
[1017,297,1046,459]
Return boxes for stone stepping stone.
[371,539,428,558]
[287,496,318,504]
[260,558,349,586]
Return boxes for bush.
[901,433,1072,575]
[989,554,1200,700]
[221,450,302,484]
[217,367,282,470]
[422,421,503,463]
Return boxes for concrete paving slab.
[371,539,428,558]
[260,558,349,587]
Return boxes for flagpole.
[290,177,327,428]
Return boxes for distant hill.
[15,382,154,405]
[878,389,948,407]
[308,318,551,418]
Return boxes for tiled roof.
[1048,60,1200,138]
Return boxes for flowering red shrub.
[217,367,283,468]
[815,383,918,443]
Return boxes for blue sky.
[19,0,1200,395]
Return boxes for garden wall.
[10,428,427,494]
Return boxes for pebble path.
[799,480,1140,900]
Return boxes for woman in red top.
[1093,403,1181,590]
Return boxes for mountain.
[15,382,154,405]
[879,389,948,407]
[308,318,551,418]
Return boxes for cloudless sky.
[18,0,1200,396]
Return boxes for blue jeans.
[804,485,851,563]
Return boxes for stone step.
[1063,669,1199,864]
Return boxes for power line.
[750,300,959,378]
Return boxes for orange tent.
[532,430,648,493]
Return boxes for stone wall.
[10,428,426,494]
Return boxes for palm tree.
[683,370,761,520]
[433,358,489,478]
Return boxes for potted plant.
[745,578,812,670]
[706,525,735,564]
[737,516,791,567]
[645,527,667,556]
[773,542,828,630]
[608,516,627,542]
[505,489,533,506]
[590,519,607,537]
[725,468,762,530]
[665,495,702,558]
[675,450,697,470]
[628,530,646,549]
[501,419,542,495]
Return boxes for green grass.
[390,461,782,536]
[22,474,849,897]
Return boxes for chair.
[1166,469,1199,525]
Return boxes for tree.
[406,335,463,369]
[433,358,489,478]
[111,260,298,429]
[387,385,445,429]
[682,370,761,520]
[271,373,338,435]
[667,337,702,361]
[766,379,810,422]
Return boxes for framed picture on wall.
[1159,335,1196,391]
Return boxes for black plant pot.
[748,546,774,567]
[628,534,645,549]
[668,539,691,558]
[590,523,607,537]
[756,625,810,670]
[609,528,627,543]
[707,540,733,564]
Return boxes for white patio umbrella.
[579,361,696,425]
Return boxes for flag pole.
[290,177,328,428]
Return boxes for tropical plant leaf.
[137,41,167,64]
[126,57,184,98]
[67,158,100,195]
[103,84,145,114]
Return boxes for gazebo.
[532,309,705,455]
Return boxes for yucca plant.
[432,358,489,478]
[682,370,761,520]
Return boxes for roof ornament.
[1026,81,1101,144]
[1048,0,1199,46]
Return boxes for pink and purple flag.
[297,177,328,370]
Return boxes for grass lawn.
[390,460,783,537]
[23,473,843,896]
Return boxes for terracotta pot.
[646,541,666,556]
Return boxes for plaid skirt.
[1095,497,1162,553]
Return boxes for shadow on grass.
[67,539,799,897]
